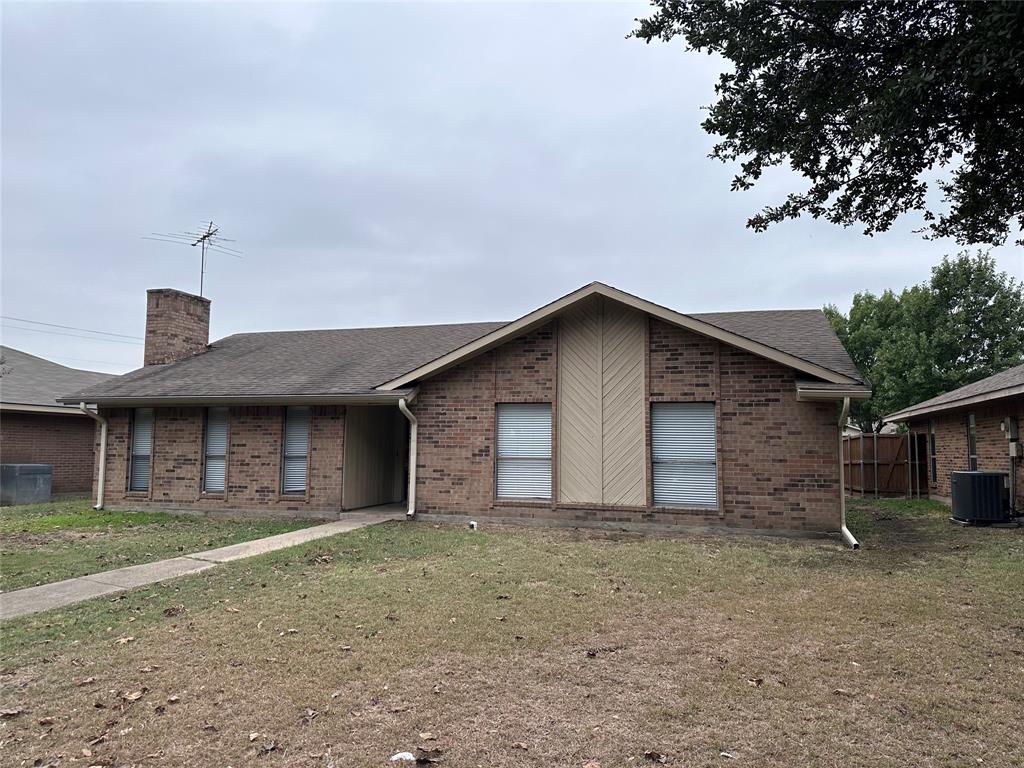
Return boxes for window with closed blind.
[496,403,552,499]
[282,406,311,494]
[129,408,154,492]
[651,402,718,508]
[929,419,938,484]
[203,407,229,493]
[967,412,978,471]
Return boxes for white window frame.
[495,403,552,500]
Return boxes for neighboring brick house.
[1,346,114,496]
[64,283,870,542]
[886,364,1024,511]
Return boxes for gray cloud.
[3,1,1020,373]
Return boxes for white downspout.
[398,392,418,519]
[838,396,860,549]
[79,402,108,510]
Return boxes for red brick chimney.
[144,288,211,366]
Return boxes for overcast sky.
[3,1,1021,374]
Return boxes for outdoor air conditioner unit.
[950,471,1011,524]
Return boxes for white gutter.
[398,392,418,519]
[837,396,859,549]
[79,402,108,510]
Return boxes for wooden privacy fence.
[843,433,928,497]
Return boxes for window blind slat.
[651,403,718,508]
[129,408,153,492]
[282,407,310,494]
[496,404,551,499]
[204,407,229,493]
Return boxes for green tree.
[633,1,1024,246]
[826,253,1024,432]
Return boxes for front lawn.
[0,499,312,591]
[0,498,1020,767]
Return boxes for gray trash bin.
[0,464,53,506]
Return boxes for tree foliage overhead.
[824,253,1024,432]
[634,1,1024,246]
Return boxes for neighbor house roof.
[63,322,506,405]
[1,346,114,414]
[65,282,868,405]
[886,363,1024,422]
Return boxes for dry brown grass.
[1,498,1022,767]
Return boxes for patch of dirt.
[0,529,108,547]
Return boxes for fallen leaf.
[512,741,529,750]
[163,605,184,617]
[75,677,96,687]
[833,688,855,697]
[114,636,135,645]
[121,689,145,702]
[496,594,512,600]
[139,665,160,673]
[82,748,93,757]
[644,751,667,763]
[38,716,56,725]
[167,696,180,704]
[300,708,318,725]
[279,628,298,636]
[582,762,602,768]
[250,732,262,742]
[201,722,218,732]
[720,752,736,759]
[747,677,764,688]
[0,708,24,719]
[225,607,241,613]
[257,740,279,756]
[419,732,435,741]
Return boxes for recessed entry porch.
[342,405,409,512]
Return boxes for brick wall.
[412,318,842,534]
[1,410,98,494]
[414,324,557,516]
[96,405,345,517]
[910,394,1023,509]
[84,313,849,534]
[144,288,210,366]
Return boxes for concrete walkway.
[0,507,405,620]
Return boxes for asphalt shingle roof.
[67,290,864,403]
[887,363,1024,420]
[1,347,114,409]
[68,322,506,401]
[691,309,864,383]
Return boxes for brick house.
[64,283,870,543]
[886,364,1023,511]
[1,346,113,496]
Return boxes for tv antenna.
[142,221,243,297]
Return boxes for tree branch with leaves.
[634,0,1024,245]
